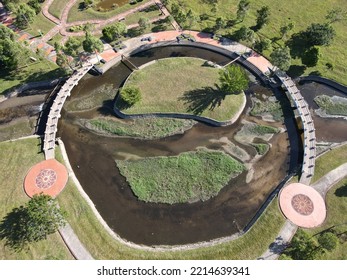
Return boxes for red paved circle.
[24,159,68,198]
[279,183,326,228]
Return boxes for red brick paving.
[279,183,326,228]
[24,159,68,198]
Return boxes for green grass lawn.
[48,0,71,19]
[0,138,73,259]
[167,0,347,85]
[117,57,246,122]
[312,144,347,183]
[25,12,56,38]
[304,178,347,260]
[0,56,64,95]
[86,117,195,139]
[116,150,245,204]
[67,0,152,23]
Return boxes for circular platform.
[279,183,326,228]
[24,159,69,198]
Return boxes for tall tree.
[280,22,294,40]
[83,31,104,63]
[270,46,291,71]
[0,194,66,249]
[256,6,270,29]
[326,8,347,23]
[63,37,81,57]
[8,3,36,29]
[102,22,127,42]
[236,0,250,22]
[28,0,42,14]
[305,23,336,46]
[214,17,225,33]
[138,16,150,31]
[234,25,255,43]
[0,39,20,71]
[318,232,339,252]
[219,64,249,95]
[0,25,15,40]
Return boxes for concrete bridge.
[43,63,93,159]
[275,71,316,185]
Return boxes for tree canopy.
[256,6,270,29]
[0,194,66,250]
[219,64,249,95]
[236,0,250,22]
[0,39,20,71]
[305,23,336,46]
[82,31,104,53]
[102,22,127,42]
[64,37,82,57]
[8,3,36,29]
[270,47,291,71]
[120,85,141,106]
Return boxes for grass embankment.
[48,0,71,19]
[67,0,152,23]
[117,58,245,122]
[312,144,347,183]
[0,120,35,142]
[283,143,347,259]
[57,168,285,259]
[167,0,347,85]
[314,95,347,117]
[0,138,73,259]
[86,117,195,139]
[25,12,56,38]
[116,150,245,204]
[304,178,347,259]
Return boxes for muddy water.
[298,81,347,143]
[59,46,290,245]
[96,0,129,11]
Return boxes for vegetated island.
[84,117,196,139]
[115,57,246,122]
[116,150,245,204]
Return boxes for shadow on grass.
[335,184,347,197]
[0,206,28,251]
[179,86,228,115]
[286,32,309,59]
[287,65,307,78]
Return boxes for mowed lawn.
[118,57,246,122]
[48,0,71,20]
[0,138,73,259]
[168,0,347,85]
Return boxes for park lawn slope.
[117,57,246,122]
[0,137,73,259]
[116,150,245,204]
[166,0,347,85]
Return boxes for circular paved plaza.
[24,159,68,198]
[279,183,326,228]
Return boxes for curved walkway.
[43,63,93,159]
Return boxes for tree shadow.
[287,65,307,78]
[179,86,227,115]
[113,96,132,112]
[286,32,309,59]
[335,184,347,197]
[0,206,29,251]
